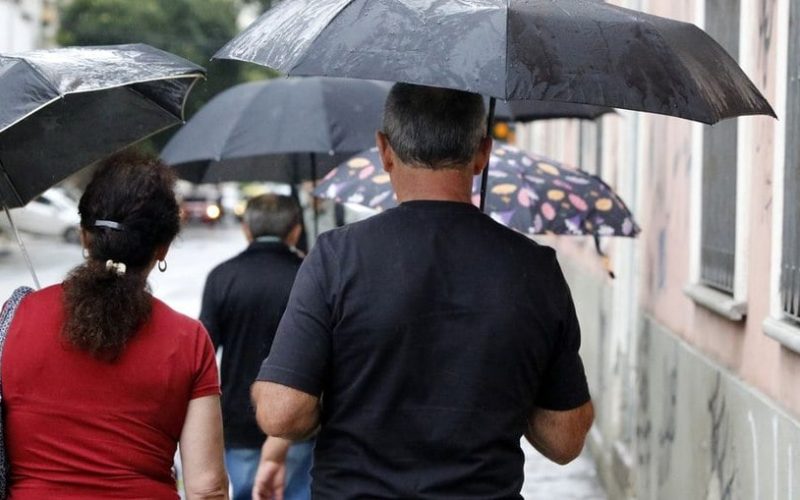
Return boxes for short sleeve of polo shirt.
[256,235,335,396]
[535,252,591,411]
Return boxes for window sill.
[763,317,800,355]
[683,283,747,322]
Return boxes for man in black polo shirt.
[199,194,312,500]
[251,84,594,499]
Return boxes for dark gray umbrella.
[0,44,204,287]
[161,77,389,185]
[215,0,774,124]
[492,99,613,122]
[162,77,388,239]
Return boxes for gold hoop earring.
[158,260,167,273]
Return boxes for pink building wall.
[518,0,800,497]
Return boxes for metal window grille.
[782,0,800,322]
[700,0,740,295]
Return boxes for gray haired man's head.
[382,83,487,170]
[243,194,301,240]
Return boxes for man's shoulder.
[315,211,391,246]
[207,245,300,276]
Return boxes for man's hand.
[252,459,285,500]
[252,437,292,500]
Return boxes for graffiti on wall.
[706,374,737,500]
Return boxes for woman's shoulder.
[149,296,207,338]
[8,283,62,312]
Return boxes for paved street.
[0,223,606,499]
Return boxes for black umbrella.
[161,77,389,237]
[161,77,389,184]
[215,0,774,124]
[0,44,205,287]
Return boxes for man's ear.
[285,223,302,247]
[473,136,493,175]
[376,131,395,174]
[242,223,254,243]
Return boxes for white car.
[0,188,81,244]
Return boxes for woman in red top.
[2,153,228,499]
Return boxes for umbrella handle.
[2,201,41,290]
[594,234,615,280]
[479,97,496,213]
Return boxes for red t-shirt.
[2,285,220,499]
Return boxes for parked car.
[180,195,223,225]
[0,188,81,243]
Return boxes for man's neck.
[391,163,475,204]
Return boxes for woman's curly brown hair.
[62,151,180,361]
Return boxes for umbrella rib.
[122,77,200,122]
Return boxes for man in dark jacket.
[200,194,311,500]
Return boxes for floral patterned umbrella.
[314,143,640,238]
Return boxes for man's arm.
[525,400,594,465]
[252,380,320,440]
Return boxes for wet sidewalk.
[521,441,607,500]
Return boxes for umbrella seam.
[216,83,267,161]
[0,157,24,207]
[18,58,62,98]
[626,18,717,122]
[0,74,203,136]
[287,0,358,75]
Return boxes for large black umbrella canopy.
[215,0,774,124]
[0,44,205,208]
[161,77,389,184]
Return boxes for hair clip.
[105,260,127,276]
[94,220,124,231]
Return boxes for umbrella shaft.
[480,98,496,212]
[311,153,319,238]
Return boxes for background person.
[200,194,311,500]
[250,83,594,499]
[2,152,227,499]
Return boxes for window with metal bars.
[782,0,800,323]
[699,0,740,295]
